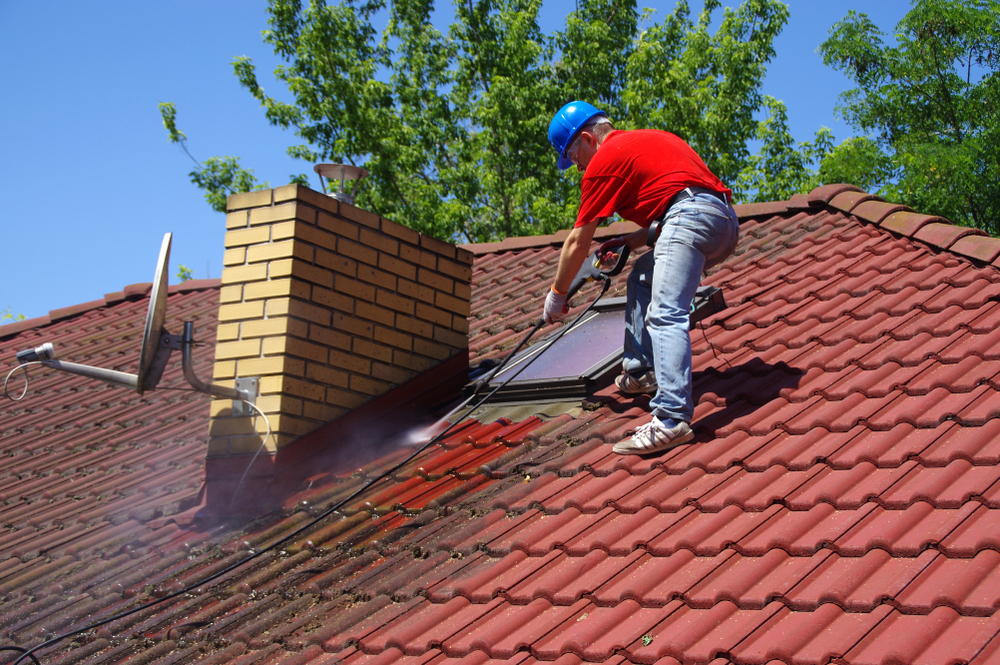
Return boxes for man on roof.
[544,101,739,455]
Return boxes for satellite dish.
[137,233,171,394]
[10,232,254,408]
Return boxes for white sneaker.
[613,416,694,455]
[615,370,658,395]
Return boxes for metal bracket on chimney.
[232,377,259,417]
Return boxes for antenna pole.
[181,322,250,401]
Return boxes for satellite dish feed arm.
[180,322,251,402]
[41,359,140,391]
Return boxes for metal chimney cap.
[313,164,369,181]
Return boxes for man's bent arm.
[552,220,601,294]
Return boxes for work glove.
[597,236,629,265]
[543,286,569,324]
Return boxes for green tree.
[819,0,1000,233]
[164,0,803,242]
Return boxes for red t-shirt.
[575,129,731,228]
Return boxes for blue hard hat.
[548,101,607,170]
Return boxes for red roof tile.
[5,185,1000,665]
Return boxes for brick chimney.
[207,185,472,457]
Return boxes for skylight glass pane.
[492,309,624,384]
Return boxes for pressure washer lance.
[408,243,634,445]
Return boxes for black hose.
[10,276,614,665]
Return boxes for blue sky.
[1,0,912,322]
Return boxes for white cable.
[229,399,273,505]
[3,361,43,402]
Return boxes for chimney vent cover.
[314,163,369,205]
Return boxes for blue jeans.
[623,193,739,423]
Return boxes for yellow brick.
[399,243,422,267]
[349,374,390,397]
[381,219,420,245]
[454,281,472,302]
[374,326,413,351]
[213,360,236,379]
[215,339,263,360]
[337,202,381,229]
[334,311,376,337]
[377,254,416,281]
[303,401,347,423]
[335,274,376,302]
[216,322,241,342]
[283,337,330,364]
[395,315,433,339]
[239,317,294,339]
[225,226,272,248]
[455,246,474,266]
[255,393,304,416]
[435,291,470,317]
[221,263,269,285]
[353,337,392,363]
[420,233,457,259]
[271,220,296,241]
[276,298,332,326]
[223,247,247,266]
[218,301,266,322]
[326,387,369,410]
[269,258,334,289]
[416,268,454,294]
[316,247,358,277]
[413,337,453,360]
[353,302,393,328]
[318,210,358,241]
[434,325,468,349]
[415,249,439,270]
[393,350,434,373]
[293,220,338,252]
[311,285,354,313]
[336,238,379,267]
[309,325,353,352]
[357,264,397,291]
[206,437,231,456]
[209,398,235,418]
[452,315,470,335]
[306,363,350,388]
[274,183,338,213]
[249,202,309,226]
[219,284,244,304]
[228,189,273,211]
[208,416,258,437]
[376,289,415,316]
[247,239,313,264]
[226,210,249,230]
[244,278,311,301]
[437,257,473,281]
[371,362,413,385]
[397,278,435,305]
[237,356,292,376]
[329,349,371,374]
[271,375,326,402]
[259,375,283,395]
[268,414,323,438]
[261,336,287,356]
[229,434,277,455]
[415,302,452,327]
[360,228,399,256]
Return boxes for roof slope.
[3,185,1000,664]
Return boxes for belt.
[646,187,730,248]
